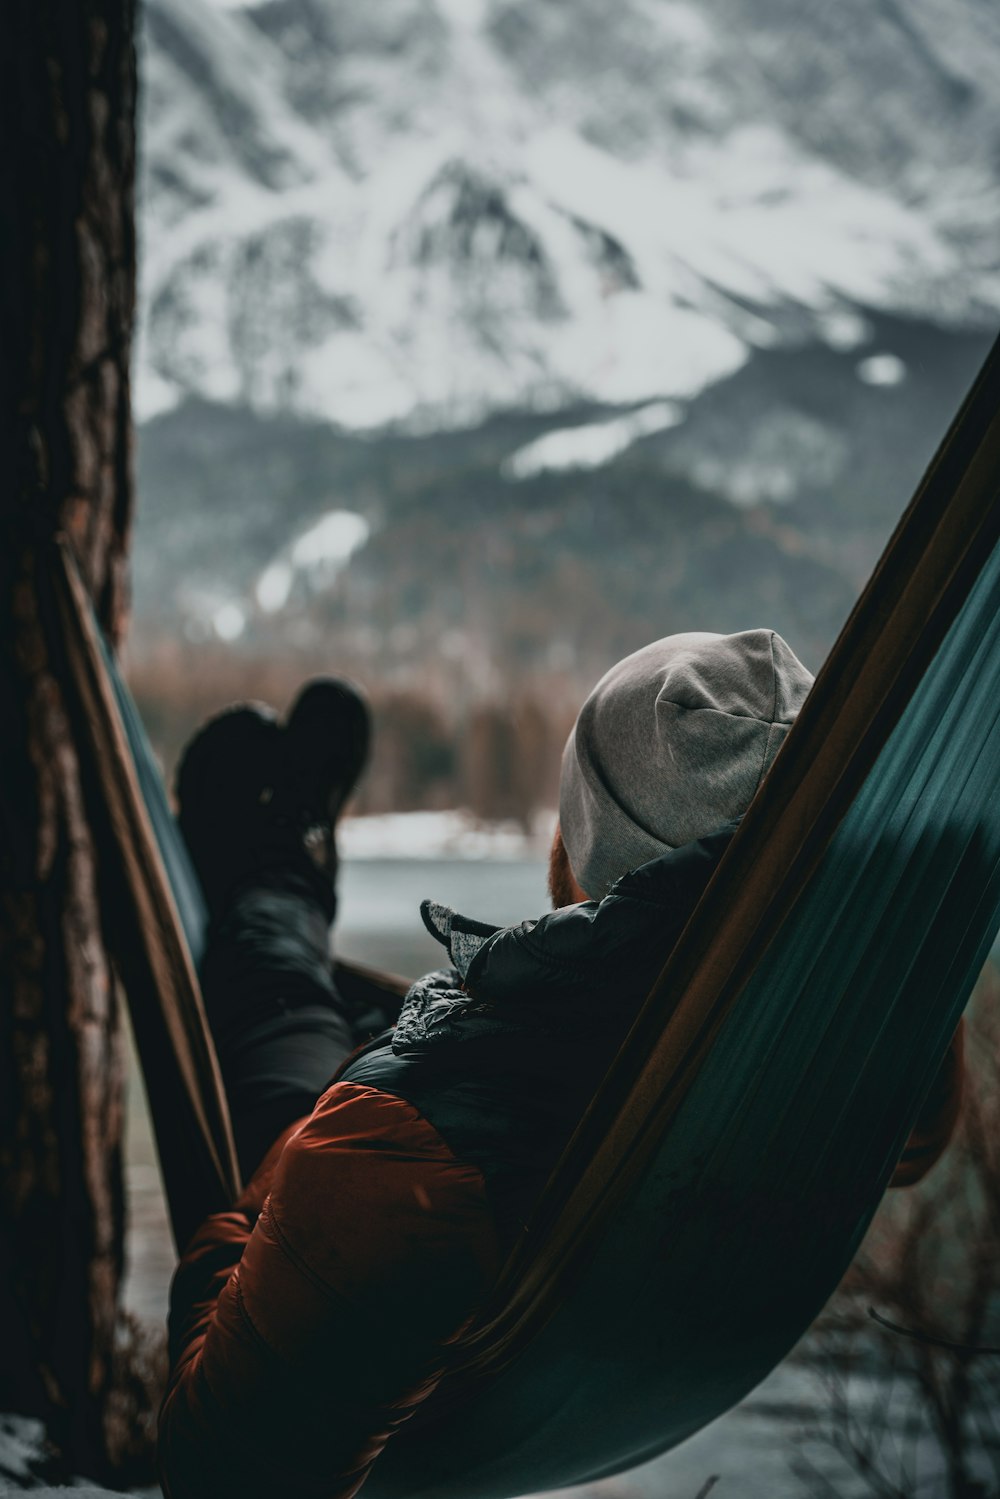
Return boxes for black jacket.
[341,824,737,1249]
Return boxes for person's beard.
[548,825,585,909]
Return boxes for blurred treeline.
[128,644,577,827]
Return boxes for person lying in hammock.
[158,630,964,1499]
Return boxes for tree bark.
[0,0,137,1477]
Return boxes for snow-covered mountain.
[136,0,1000,432]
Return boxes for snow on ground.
[255,509,371,614]
[0,1415,157,1498]
[501,401,683,479]
[0,1354,964,1499]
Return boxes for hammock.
[47,331,1000,1499]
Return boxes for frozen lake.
[336,853,551,973]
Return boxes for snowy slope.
[135,0,1000,430]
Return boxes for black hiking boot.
[175,703,284,912]
[176,679,371,910]
[278,677,372,882]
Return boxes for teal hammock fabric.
[100,636,210,971]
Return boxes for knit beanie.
[559,630,814,899]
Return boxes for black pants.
[199,854,357,1179]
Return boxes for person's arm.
[889,1018,965,1188]
[159,1082,500,1499]
[164,1118,301,1377]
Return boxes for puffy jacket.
[159,827,963,1499]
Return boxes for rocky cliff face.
[136,0,1000,431]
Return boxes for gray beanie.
[559,630,813,899]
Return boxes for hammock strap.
[47,538,242,1251]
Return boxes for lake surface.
[336,855,551,975]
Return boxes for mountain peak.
[136,0,1000,429]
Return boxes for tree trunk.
[0,0,137,1477]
